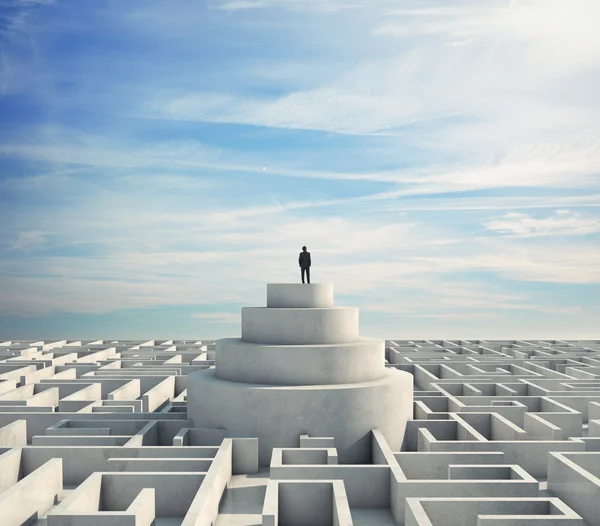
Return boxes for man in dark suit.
[299,246,311,284]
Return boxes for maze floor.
[1,339,600,525]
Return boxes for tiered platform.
[188,283,414,465]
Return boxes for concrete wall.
[0,457,63,526]
[278,481,333,526]
[232,437,259,474]
[50,472,102,514]
[47,474,156,526]
[142,376,175,412]
[0,448,21,492]
[262,479,352,526]
[101,472,205,516]
[107,379,141,401]
[404,497,585,526]
[181,438,233,526]
[417,429,585,478]
[0,419,26,447]
[548,452,600,526]
[21,446,218,485]
[122,420,159,446]
[270,464,390,508]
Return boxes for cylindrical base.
[187,368,413,465]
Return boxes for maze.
[1,291,600,525]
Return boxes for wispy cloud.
[2,132,599,204]
[7,230,49,252]
[190,312,240,323]
[150,1,600,139]
[213,0,380,12]
[139,0,600,212]
[485,210,600,238]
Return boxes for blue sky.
[1,0,599,340]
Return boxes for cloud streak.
[485,210,600,238]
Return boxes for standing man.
[299,246,311,284]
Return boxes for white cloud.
[376,194,600,212]
[1,197,599,320]
[0,134,221,171]
[190,312,240,323]
[0,0,57,95]
[4,1,56,4]
[150,1,600,137]
[409,312,503,322]
[7,230,49,252]
[139,0,600,209]
[213,0,386,12]
[411,247,600,284]
[2,130,599,204]
[485,210,600,237]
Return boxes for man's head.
[302,246,307,251]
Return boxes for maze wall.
[1,338,600,525]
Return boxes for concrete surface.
[1,299,600,525]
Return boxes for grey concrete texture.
[190,283,413,465]
[1,296,600,524]
[215,337,386,385]
[267,283,334,308]
[241,306,360,345]
[189,366,412,464]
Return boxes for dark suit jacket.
[299,251,311,268]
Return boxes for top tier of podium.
[266,283,333,308]
[243,283,356,345]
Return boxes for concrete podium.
[187,283,413,465]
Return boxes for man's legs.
[306,267,310,284]
[301,267,306,284]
